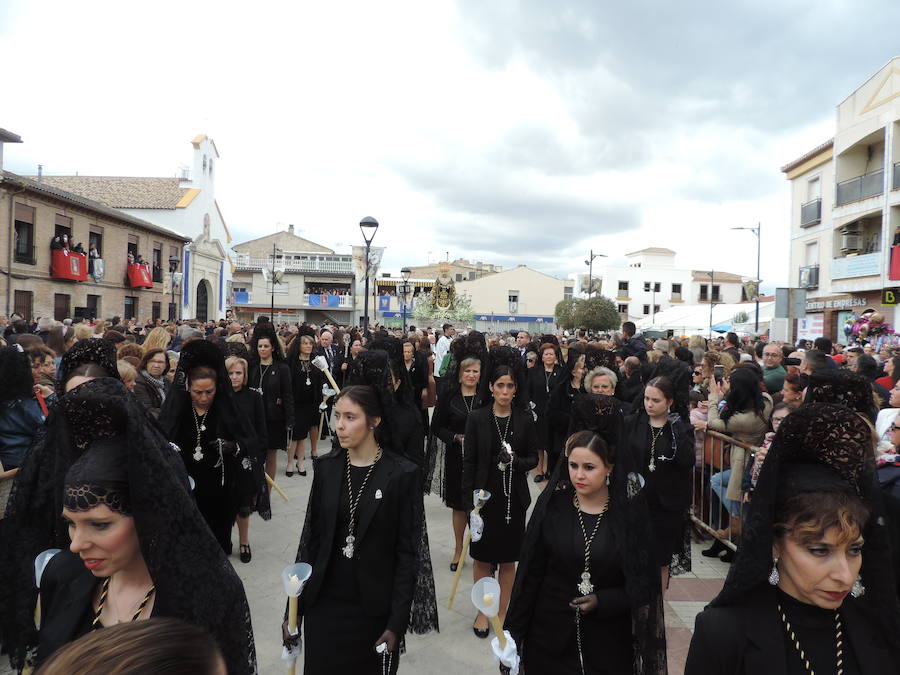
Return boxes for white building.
[232,226,356,325]
[783,57,900,341]
[37,134,232,321]
[594,248,746,323]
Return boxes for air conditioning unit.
[841,234,862,252]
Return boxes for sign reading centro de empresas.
[804,297,867,311]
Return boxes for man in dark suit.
[515,331,531,361]
[314,329,344,377]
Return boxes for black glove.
[282,619,300,649]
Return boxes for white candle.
[287,573,302,595]
[482,592,495,607]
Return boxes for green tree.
[554,298,578,330]
[573,296,620,332]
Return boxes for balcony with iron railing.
[836,169,884,206]
[798,264,819,289]
[800,198,822,227]
[235,254,353,274]
[232,291,353,308]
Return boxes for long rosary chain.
[258,363,271,391]
[778,602,843,675]
[574,606,585,675]
[381,648,392,675]
[648,421,677,471]
[343,448,382,558]
[544,369,553,393]
[91,577,155,630]
[192,407,208,461]
[493,411,513,524]
[462,392,475,414]
[573,494,609,595]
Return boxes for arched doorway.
[196,279,211,322]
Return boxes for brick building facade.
[0,171,190,323]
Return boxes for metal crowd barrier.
[691,429,753,552]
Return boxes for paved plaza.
[236,462,729,675]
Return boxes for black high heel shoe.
[450,561,459,572]
[473,621,490,639]
[701,538,728,558]
[239,544,252,564]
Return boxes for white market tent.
[635,301,776,337]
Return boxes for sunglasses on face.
[526,359,536,364]
[891,425,900,432]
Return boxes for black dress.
[622,411,694,567]
[248,360,294,451]
[505,491,632,674]
[463,407,538,564]
[231,386,270,519]
[528,365,563,451]
[431,389,479,510]
[548,381,580,473]
[289,358,323,438]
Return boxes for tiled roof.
[780,139,834,174]
[691,270,744,282]
[1,171,190,241]
[32,176,191,209]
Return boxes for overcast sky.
[3,1,899,292]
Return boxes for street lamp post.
[732,223,762,333]
[168,255,180,321]
[359,217,379,336]
[399,267,412,335]
[584,250,607,298]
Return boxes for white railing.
[235,255,353,274]
[302,294,353,308]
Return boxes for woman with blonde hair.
[142,326,172,352]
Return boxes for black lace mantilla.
[64,483,130,515]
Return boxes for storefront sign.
[804,296,867,311]
[882,288,900,306]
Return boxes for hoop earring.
[768,557,780,586]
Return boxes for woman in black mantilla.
[500,394,666,674]
[288,383,436,674]
[622,374,694,592]
[247,320,294,483]
[158,340,258,555]
[526,339,563,483]
[547,343,587,476]
[427,331,487,571]
[686,403,900,674]
[285,328,324,476]
[0,379,256,674]
[463,346,538,638]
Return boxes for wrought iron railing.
[800,198,821,227]
[836,169,884,206]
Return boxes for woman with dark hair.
[804,368,878,423]
[0,379,256,674]
[876,354,900,390]
[686,403,900,673]
[417,336,437,412]
[429,332,487,571]
[402,338,429,427]
[35,617,226,675]
[286,331,323,476]
[501,429,666,674]
[704,366,772,551]
[158,341,258,554]
[132,348,169,418]
[248,322,294,484]
[226,355,270,564]
[59,339,121,393]
[463,346,538,637]
[622,375,695,591]
[46,325,76,369]
[0,346,49,470]
[527,342,562,482]
[288,384,431,674]
[780,371,806,406]
[547,347,587,475]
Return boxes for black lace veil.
[0,379,257,674]
[710,402,900,662]
[505,394,667,674]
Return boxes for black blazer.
[462,406,538,512]
[405,352,429,405]
[298,449,422,636]
[36,551,171,667]
[622,410,694,512]
[313,344,343,379]
[686,586,895,674]
[248,360,295,427]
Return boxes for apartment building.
[595,248,745,322]
[783,57,900,340]
[0,137,189,323]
